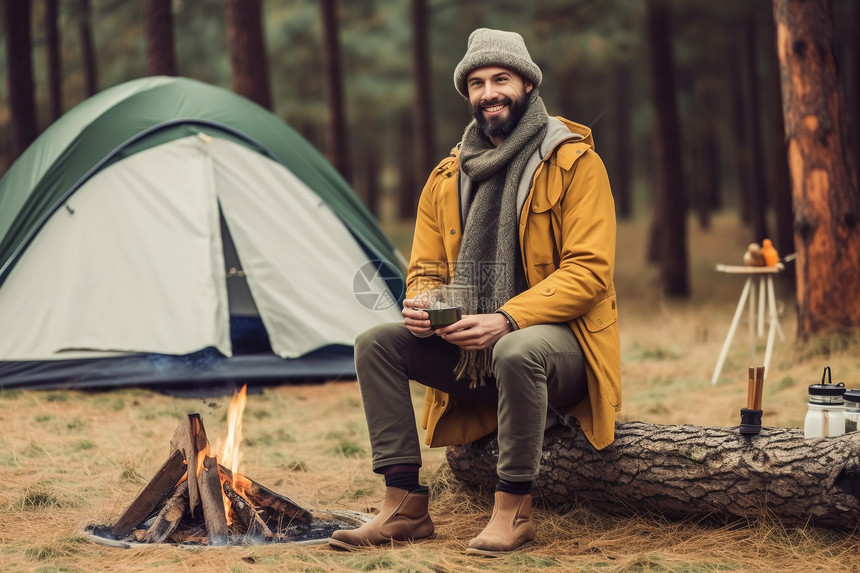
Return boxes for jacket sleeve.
[405,157,458,299]
[500,147,616,327]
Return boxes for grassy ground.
[2,213,860,572]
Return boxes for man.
[330,28,620,556]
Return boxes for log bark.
[111,449,186,538]
[446,421,860,529]
[142,480,188,543]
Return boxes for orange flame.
[177,385,251,526]
[218,384,247,480]
[217,384,249,524]
[196,441,210,477]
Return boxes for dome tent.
[0,76,404,389]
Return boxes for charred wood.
[223,480,273,540]
[198,455,228,545]
[166,524,207,545]
[170,413,209,517]
[110,449,186,539]
[142,480,188,543]
[219,465,312,527]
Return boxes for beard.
[471,92,530,140]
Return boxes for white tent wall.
[0,137,231,359]
[209,137,402,358]
[0,135,401,363]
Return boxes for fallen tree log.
[446,421,860,529]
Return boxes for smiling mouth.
[482,103,507,113]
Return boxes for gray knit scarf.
[452,90,548,387]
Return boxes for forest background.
[3,0,859,266]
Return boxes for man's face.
[466,66,533,140]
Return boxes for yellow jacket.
[407,117,621,451]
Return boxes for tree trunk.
[646,0,689,297]
[225,0,272,110]
[144,0,178,77]
[763,6,795,267]
[45,0,63,122]
[411,0,436,194]
[398,111,418,219]
[731,46,754,226]
[320,0,351,184]
[773,0,860,338]
[692,76,718,230]
[744,16,770,243]
[854,0,860,186]
[646,143,664,264]
[77,0,98,96]
[447,422,860,530]
[361,146,380,217]
[612,62,633,220]
[3,0,38,160]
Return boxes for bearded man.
[330,28,621,556]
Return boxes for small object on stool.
[743,243,765,266]
[740,366,765,436]
[761,239,779,267]
[740,408,763,435]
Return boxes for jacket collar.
[458,116,591,223]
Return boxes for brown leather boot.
[465,491,535,556]
[328,487,434,550]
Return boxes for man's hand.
[402,297,433,335]
[435,313,512,350]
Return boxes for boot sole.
[465,540,534,557]
[328,534,436,552]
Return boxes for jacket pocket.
[583,295,617,332]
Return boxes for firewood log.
[446,421,860,529]
[142,480,188,543]
[219,465,312,526]
[170,413,209,518]
[111,449,186,539]
[198,455,228,545]
[223,481,273,540]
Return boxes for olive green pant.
[354,322,588,482]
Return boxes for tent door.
[220,208,271,355]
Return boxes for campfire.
[88,385,367,546]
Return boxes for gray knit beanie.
[453,28,542,98]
